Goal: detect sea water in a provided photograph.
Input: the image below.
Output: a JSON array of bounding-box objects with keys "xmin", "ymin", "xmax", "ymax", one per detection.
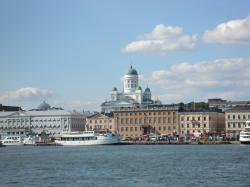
[{"xmin": 0, "ymin": 145, "xmax": 250, "ymax": 187}]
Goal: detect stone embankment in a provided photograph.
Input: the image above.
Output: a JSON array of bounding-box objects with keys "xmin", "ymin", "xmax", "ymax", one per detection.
[{"xmin": 120, "ymin": 140, "xmax": 240, "ymax": 145}]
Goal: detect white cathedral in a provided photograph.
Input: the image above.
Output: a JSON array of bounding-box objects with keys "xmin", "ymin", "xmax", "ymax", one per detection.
[{"xmin": 101, "ymin": 65, "xmax": 161, "ymax": 113}]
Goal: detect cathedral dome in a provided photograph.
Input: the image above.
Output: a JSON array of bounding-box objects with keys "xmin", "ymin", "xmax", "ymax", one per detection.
[
  {"xmin": 37, "ymin": 101, "xmax": 51, "ymax": 110},
  {"xmin": 126, "ymin": 65, "xmax": 138, "ymax": 76}
]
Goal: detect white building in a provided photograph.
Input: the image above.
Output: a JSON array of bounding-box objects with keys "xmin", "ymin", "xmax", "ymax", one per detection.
[
  {"xmin": 225, "ymin": 106, "xmax": 250, "ymax": 138},
  {"xmin": 101, "ymin": 65, "xmax": 160, "ymax": 113},
  {"xmin": 0, "ymin": 101, "xmax": 86, "ymax": 137}
]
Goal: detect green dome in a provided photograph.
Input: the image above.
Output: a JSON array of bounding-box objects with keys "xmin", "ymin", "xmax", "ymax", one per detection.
[
  {"xmin": 37, "ymin": 101, "xmax": 50, "ymax": 110},
  {"xmin": 145, "ymin": 87, "xmax": 151, "ymax": 92},
  {"xmin": 127, "ymin": 65, "xmax": 138, "ymax": 76},
  {"xmin": 112, "ymin": 87, "xmax": 118, "ymax": 91},
  {"xmin": 137, "ymin": 86, "xmax": 142, "ymax": 90}
]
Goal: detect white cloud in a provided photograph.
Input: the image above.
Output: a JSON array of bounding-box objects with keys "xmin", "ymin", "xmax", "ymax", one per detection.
[
  {"xmin": 142, "ymin": 58, "xmax": 250, "ymax": 103},
  {"xmin": 122, "ymin": 24, "xmax": 197, "ymax": 54},
  {"xmin": 69, "ymin": 100, "xmax": 100, "ymax": 111},
  {"xmin": 0, "ymin": 87, "xmax": 52, "ymax": 103},
  {"xmin": 203, "ymin": 13, "xmax": 250, "ymax": 44}
]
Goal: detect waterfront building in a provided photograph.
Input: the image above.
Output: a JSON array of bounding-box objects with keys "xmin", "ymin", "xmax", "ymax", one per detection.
[
  {"xmin": 86, "ymin": 113, "xmax": 116, "ymax": 133},
  {"xmin": 179, "ymin": 111, "xmax": 225, "ymax": 137},
  {"xmin": 208, "ymin": 98, "xmax": 250, "ymax": 111},
  {"xmin": 225, "ymin": 106, "xmax": 250, "ymax": 138},
  {"xmin": 0, "ymin": 101, "xmax": 86, "ymax": 137},
  {"xmin": 113, "ymin": 105, "xmax": 180, "ymax": 139},
  {"xmin": 101, "ymin": 65, "xmax": 161, "ymax": 113}
]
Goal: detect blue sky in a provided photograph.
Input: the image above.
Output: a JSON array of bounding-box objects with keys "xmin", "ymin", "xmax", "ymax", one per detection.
[{"xmin": 0, "ymin": 0, "xmax": 250, "ymax": 111}]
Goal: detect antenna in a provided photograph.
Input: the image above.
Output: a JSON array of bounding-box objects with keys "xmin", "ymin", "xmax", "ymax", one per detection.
[{"xmin": 129, "ymin": 57, "xmax": 133, "ymax": 68}]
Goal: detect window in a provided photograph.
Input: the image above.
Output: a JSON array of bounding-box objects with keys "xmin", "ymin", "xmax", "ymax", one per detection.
[
  {"xmin": 203, "ymin": 117, "xmax": 206, "ymax": 121},
  {"xmin": 121, "ymin": 127, "xmax": 124, "ymax": 132},
  {"xmin": 187, "ymin": 117, "xmax": 189, "ymax": 121},
  {"xmin": 227, "ymin": 115, "xmax": 230, "ymax": 119},
  {"xmin": 233, "ymin": 115, "xmax": 235, "ymax": 119},
  {"xmin": 163, "ymin": 117, "xmax": 166, "ymax": 123},
  {"xmin": 158, "ymin": 118, "xmax": 161, "ymax": 123},
  {"xmin": 130, "ymin": 127, "xmax": 133, "ymax": 131},
  {"xmin": 238, "ymin": 115, "xmax": 240, "ymax": 120},
  {"xmin": 181, "ymin": 117, "xmax": 184, "ymax": 121},
  {"xmin": 159, "ymin": 126, "xmax": 161, "ymax": 131},
  {"xmin": 233, "ymin": 123, "xmax": 235, "ymax": 128},
  {"xmin": 135, "ymin": 127, "xmax": 137, "ymax": 131},
  {"xmin": 204, "ymin": 124, "xmax": 206, "ymax": 128},
  {"xmin": 238, "ymin": 123, "xmax": 241, "ymax": 128},
  {"xmin": 126, "ymin": 127, "xmax": 128, "ymax": 131}
]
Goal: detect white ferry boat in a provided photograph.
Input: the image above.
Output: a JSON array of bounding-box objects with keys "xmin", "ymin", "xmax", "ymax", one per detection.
[
  {"xmin": 240, "ymin": 120, "xmax": 250, "ymax": 144},
  {"xmin": 1, "ymin": 135, "xmax": 24, "ymax": 146},
  {"xmin": 55, "ymin": 131, "xmax": 121, "ymax": 146}
]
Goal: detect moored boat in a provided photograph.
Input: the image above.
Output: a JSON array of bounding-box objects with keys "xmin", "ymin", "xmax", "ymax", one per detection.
[
  {"xmin": 23, "ymin": 134, "xmax": 37, "ymax": 145},
  {"xmin": 55, "ymin": 131, "xmax": 120, "ymax": 146},
  {"xmin": 1, "ymin": 135, "xmax": 24, "ymax": 146},
  {"xmin": 240, "ymin": 120, "xmax": 250, "ymax": 144}
]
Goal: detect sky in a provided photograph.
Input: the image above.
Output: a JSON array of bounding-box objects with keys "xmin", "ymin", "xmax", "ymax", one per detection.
[{"xmin": 0, "ymin": 0, "xmax": 250, "ymax": 111}]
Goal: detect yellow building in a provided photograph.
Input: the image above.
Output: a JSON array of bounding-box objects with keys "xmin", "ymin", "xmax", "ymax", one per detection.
[
  {"xmin": 86, "ymin": 113, "xmax": 116, "ymax": 133},
  {"xmin": 179, "ymin": 111, "xmax": 225, "ymax": 137},
  {"xmin": 113, "ymin": 105, "xmax": 180, "ymax": 138}
]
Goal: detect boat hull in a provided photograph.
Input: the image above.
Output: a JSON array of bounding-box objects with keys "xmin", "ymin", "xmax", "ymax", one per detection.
[
  {"xmin": 240, "ymin": 131, "xmax": 250, "ymax": 144},
  {"xmin": 55, "ymin": 136, "xmax": 120, "ymax": 146}
]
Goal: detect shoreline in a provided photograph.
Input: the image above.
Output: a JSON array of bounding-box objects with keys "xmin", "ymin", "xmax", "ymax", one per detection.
[{"xmin": 120, "ymin": 140, "xmax": 240, "ymax": 145}]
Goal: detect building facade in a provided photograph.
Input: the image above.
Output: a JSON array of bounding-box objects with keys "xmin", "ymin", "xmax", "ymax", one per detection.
[
  {"xmin": 113, "ymin": 105, "xmax": 180, "ymax": 138},
  {"xmin": 101, "ymin": 65, "xmax": 160, "ymax": 113},
  {"xmin": 208, "ymin": 98, "xmax": 250, "ymax": 111},
  {"xmin": 86, "ymin": 113, "xmax": 116, "ymax": 133},
  {"xmin": 225, "ymin": 107, "xmax": 250, "ymax": 138},
  {"xmin": 179, "ymin": 111, "xmax": 225, "ymax": 137},
  {"xmin": 0, "ymin": 102, "xmax": 86, "ymax": 137}
]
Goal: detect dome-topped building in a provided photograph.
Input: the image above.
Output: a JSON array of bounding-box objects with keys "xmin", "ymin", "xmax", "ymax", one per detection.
[
  {"xmin": 101, "ymin": 65, "xmax": 158, "ymax": 113},
  {"xmin": 37, "ymin": 101, "xmax": 51, "ymax": 110},
  {"xmin": 126, "ymin": 65, "xmax": 138, "ymax": 75}
]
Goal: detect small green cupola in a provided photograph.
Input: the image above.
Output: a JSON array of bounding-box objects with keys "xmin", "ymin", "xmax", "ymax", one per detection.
[
  {"xmin": 112, "ymin": 87, "xmax": 118, "ymax": 91},
  {"xmin": 137, "ymin": 86, "xmax": 142, "ymax": 91}
]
